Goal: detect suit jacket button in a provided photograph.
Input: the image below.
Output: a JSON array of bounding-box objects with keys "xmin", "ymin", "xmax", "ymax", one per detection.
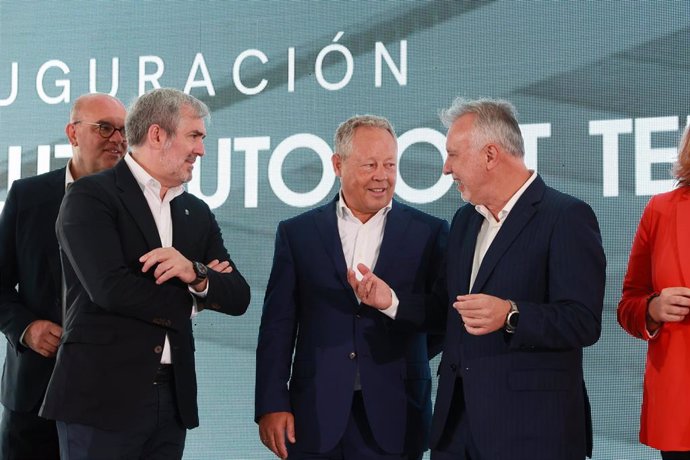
[
  {"xmin": 154, "ymin": 345, "xmax": 163, "ymax": 354},
  {"xmin": 349, "ymin": 352, "xmax": 357, "ymax": 360},
  {"xmin": 450, "ymin": 364, "xmax": 457, "ymax": 372}
]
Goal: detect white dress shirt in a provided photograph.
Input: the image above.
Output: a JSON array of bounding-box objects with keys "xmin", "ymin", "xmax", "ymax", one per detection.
[
  {"xmin": 124, "ymin": 153, "xmax": 206, "ymax": 363},
  {"xmin": 469, "ymin": 171, "xmax": 537, "ymax": 291},
  {"xmin": 65, "ymin": 159, "xmax": 75, "ymax": 187},
  {"xmin": 336, "ymin": 191, "xmax": 399, "ymax": 319}
]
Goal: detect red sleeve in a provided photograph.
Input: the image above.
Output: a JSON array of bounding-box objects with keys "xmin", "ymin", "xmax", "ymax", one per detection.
[{"xmin": 618, "ymin": 196, "xmax": 657, "ymax": 340}]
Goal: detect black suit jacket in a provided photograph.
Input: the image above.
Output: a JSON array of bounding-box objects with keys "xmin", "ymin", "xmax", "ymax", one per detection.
[
  {"xmin": 40, "ymin": 159, "xmax": 250, "ymax": 430},
  {"xmin": 0, "ymin": 168, "xmax": 66, "ymax": 412},
  {"xmin": 430, "ymin": 175, "xmax": 606, "ymax": 460}
]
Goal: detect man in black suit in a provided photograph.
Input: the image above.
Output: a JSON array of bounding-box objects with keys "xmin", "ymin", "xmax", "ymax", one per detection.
[
  {"xmin": 40, "ymin": 88, "xmax": 251, "ymax": 460},
  {"xmin": 0, "ymin": 93, "xmax": 127, "ymax": 459}
]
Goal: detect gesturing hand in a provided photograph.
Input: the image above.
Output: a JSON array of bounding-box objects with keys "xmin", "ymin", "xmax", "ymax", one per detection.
[{"xmin": 346, "ymin": 263, "xmax": 392, "ymax": 310}]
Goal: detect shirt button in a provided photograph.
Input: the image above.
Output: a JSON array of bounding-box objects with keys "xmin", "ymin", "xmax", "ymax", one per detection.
[
  {"xmin": 349, "ymin": 352, "xmax": 357, "ymax": 360},
  {"xmin": 154, "ymin": 345, "xmax": 163, "ymax": 354}
]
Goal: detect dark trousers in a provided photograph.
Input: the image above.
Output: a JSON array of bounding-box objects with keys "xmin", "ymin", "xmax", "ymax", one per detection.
[
  {"xmin": 662, "ymin": 452, "xmax": 690, "ymax": 460},
  {"xmin": 288, "ymin": 391, "xmax": 421, "ymax": 460},
  {"xmin": 57, "ymin": 366, "xmax": 186, "ymax": 460},
  {"xmin": 0, "ymin": 403, "xmax": 60, "ymax": 460}
]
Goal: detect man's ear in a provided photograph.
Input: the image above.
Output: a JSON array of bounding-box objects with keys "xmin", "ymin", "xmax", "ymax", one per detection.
[
  {"xmin": 332, "ymin": 153, "xmax": 343, "ymax": 178},
  {"xmin": 65, "ymin": 122, "xmax": 78, "ymax": 146},
  {"xmin": 485, "ymin": 143, "xmax": 500, "ymax": 170},
  {"xmin": 147, "ymin": 124, "xmax": 165, "ymax": 148}
]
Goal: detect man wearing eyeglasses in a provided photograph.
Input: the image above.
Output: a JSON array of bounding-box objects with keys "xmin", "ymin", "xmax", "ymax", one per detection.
[{"xmin": 0, "ymin": 93, "xmax": 127, "ymax": 459}]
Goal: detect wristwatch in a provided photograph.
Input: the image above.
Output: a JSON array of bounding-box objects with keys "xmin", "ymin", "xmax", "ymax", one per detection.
[
  {"xmin": 505, "ymin": 299, "xmax": 519, "ymax": 334},
  {"xmin": 191, "ymin": 261, "xmax": 208, "ymax": 285}
]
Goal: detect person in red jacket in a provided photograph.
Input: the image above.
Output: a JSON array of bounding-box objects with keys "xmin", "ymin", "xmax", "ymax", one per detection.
[{"xmin": 618, "ymin": 125, "xmax": 690, "ymax": 460}]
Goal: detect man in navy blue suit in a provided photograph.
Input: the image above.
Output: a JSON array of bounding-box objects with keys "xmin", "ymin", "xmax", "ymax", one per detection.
[
  {"xmin": 255, "ymin": 115, "xmax": 448, "ymax": 460},
  {"xmin": 429, "ymin": 98, "xmax": 606, "ymax": 460},
  {"xmin": 0, "ymin": 93, "xmax": 127, "ymax": 460}
]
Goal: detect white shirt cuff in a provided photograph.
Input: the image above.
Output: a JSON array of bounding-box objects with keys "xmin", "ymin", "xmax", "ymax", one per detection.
[
  {"xmin": 188, "ymin": 281, "xmax": 209, "ymax": 318},
  {"xmin": 379, "ymin": 289, "xmax": 399, "ymax": 319}
]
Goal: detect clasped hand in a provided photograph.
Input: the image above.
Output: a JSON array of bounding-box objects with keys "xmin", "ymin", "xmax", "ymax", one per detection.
[
  {"xmin": 453, "ymin": 293, "xmax": 511, "ymax": 335},
  {"xmin": 24, "ymin": 320, "xmax": 62, "ymax": 357},
  {"xmin": 647, "ymin": 286, "xmax": 690, "ymax": 329},
  {"xmin": 139, "ymin": 248, "xmax": 232, "ymax": 290}
]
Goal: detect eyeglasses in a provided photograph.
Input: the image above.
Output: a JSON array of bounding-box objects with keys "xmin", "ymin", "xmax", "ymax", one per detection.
[{"xmin": 73, "ymin": 121, "xmax": 126, "ymax": 140}]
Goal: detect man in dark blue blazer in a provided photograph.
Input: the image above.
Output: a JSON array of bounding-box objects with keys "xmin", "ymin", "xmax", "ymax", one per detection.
[
  {"xmin": 40, "ymin": 88, "xmax": 250, "ymax": 459},
  {"xmin": 0, "ymin": 93, "xmax": 127, "ymax": 459},
  {"xmin": 256, "ymin": 115, "xmax": 448, "ymax": 460},
  {"xmin": 430, "ymin": 98, "xmax": 606, "ymax": 460}
]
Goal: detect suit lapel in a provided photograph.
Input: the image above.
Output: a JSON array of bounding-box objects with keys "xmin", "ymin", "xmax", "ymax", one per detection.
[
  {"xmin": 171, "ymin": 194, "xmax": 191, "ymax": 254},
  {"xmin": 49, "ymin": 168, "xmax": 68, "ymax": 295},
  {"xmin": 471, "ymin": 176, "xmax": 544, "ymax": 293},
  {"xmin": 456, "ymin": 211, "xmax": 482, "ymax": 294},
  {"xmin": 675, "ymin": 189, "xmax": 690, "ymax": 286},
  {"xmin": 373, "ymin": 201, "xmax": 410, "ymax": 281},
  {"xmin": 314, "ymin": 196, "xmax": 357, "ymax": 303},
  {"xmin": 114, "ymin": 160, "xmax": 162, "ymax": 249}
]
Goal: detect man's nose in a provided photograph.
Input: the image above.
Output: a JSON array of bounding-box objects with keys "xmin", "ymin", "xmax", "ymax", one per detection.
[
  {"xmin": 442, "ymin": 159, "xmax": 451, "ymax": 175},
  {"xmin": 194, "ymin": 140, "xmax": 205, "ymax": 157},
  {"xmin": 110, "ymin": 128, "xmax": 126, "ymax": 144},
  {"xmin": 373, "ymin": 165, "xmax": 388, "ymax": 180}
]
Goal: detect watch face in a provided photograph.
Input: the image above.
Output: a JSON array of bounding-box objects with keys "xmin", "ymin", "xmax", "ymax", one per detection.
[
  {"xmin": 508, "ymin": 311, "xmax": 519, "ymax": 328},
  {"xmin": 194, "ymin": 261, "xmax": 208, "ymax": 278}
]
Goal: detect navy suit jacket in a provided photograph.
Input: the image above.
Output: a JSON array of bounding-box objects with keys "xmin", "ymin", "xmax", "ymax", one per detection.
[
  {"xmin": 255, "ymin": 197, "xmax": 448, "ymax": 455},
  {"xmin": 430, "ymin": 176, "xmax": 606, "ymax": 460},
  {"xmin": 0, "ymin": 168, "xmax": 65, "ymax": 412},
  {"xmin": 40, "ymin": 159, "xmax": 250, "ymax": 430}
]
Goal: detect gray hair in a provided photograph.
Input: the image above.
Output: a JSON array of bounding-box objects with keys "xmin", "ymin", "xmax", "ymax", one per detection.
[
  {"xmin": 125, "ymin": 88, "xmax": 210, "ymax": 147},
  {"xmin": 439, "ymin": 97, "xmax": 524, "ymax": 158},
  {"xmin": 334, "ymin": 115, "xmax": 396, "ymax": 159}
]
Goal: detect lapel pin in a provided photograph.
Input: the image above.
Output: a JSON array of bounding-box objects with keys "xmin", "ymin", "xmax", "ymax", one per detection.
[{"xmin": 185, "ymin": 209, "xmax": 189, "ymax": 216}]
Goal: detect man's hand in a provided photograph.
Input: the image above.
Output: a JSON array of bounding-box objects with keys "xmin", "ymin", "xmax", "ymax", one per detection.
[
  {"xmin": 258, "ymin": 411, "xmax": 295, "ymax": 459},
  {"xmin": 24, "ymin": 320, "xmax": 62, "ymax": 357},
  {"xmin": 647, "ymin": 287, "xmax": 690, "ymax": 332},
  {"xmin": 207, "ymin": 259, "xmax": 233, "ymax": 274},
  {"xmin": 453, "ymin": 294, "xmax": 511, "ymax": 335},
  {"xmin": 194, "ymin": 259, "xmax": 233, "ymax": 293},
  {"xmin": 346, "ymin": 263, "xmax": 392, "ymax": 310},
  {"xmin": 139, "ymin": 247, "xmax": 196, "ymax": 285}
]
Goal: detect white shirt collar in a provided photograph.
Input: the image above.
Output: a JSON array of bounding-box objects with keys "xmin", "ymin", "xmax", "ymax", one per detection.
[
  {"xmin": 65, "ymin": 159, "xmax": 75, "ymax": 190},
  {"xmin": 124, "ymin": 153, "xmax": 185, "ymax": 200},
  {"xmin": 475, "ymin": 170, "xmax": 538, "ymax": 223}
]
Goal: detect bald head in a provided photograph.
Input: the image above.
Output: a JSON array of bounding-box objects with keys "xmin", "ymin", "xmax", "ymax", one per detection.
[
  {"xmin": 66, "ymin": 93, "xmax": 127, "ymax": 180},
  {"xmin": 70, "ymin": 93, "xmax": 125, "ymax": 123}
]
